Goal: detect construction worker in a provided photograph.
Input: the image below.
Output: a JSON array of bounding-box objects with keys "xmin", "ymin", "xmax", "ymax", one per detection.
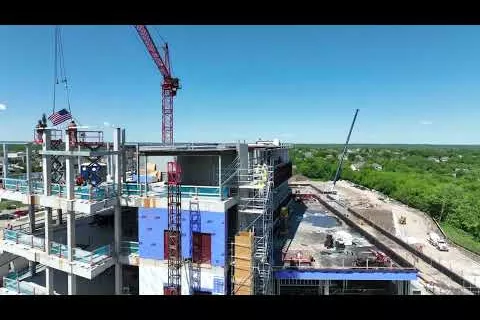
[
  {"xmin": 67, "ymin": 120, "xmax": 78, "ymax": 146},
  {"xmin": 75, "ymin": 175, "xmax": 85, "ymax": 186},
  {"xmin": 35, "ymin": 120, "xmax": 45, "ymax": 143}
]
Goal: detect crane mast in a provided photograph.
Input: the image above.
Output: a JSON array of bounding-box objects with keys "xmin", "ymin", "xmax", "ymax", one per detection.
[
  {"xmin": 134, "ymin": 25, "xmax": 180, "ymax": 145},
  {"xmin": 135, "ymin": 25, "xmax": 183, "ymax": 295}
]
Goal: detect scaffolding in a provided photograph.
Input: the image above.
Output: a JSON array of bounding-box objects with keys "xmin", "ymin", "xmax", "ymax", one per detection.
[
  {"xmin": 79, "ymin": 131, "xmax": 106, "ymax": 187},
  {"xmin": 165, "ymin": 161, "xmax": 182, "ymax": 295},
  {"xmin": 48, "ymin": 130, "xmax": 65, "ymax": 184},
  {"xmin": 189, "ymin": 199, "xmax": 201, "ymax": 294},
  {"xmin": 234, "ymin": 151, "xmax": 275, "ymax": 295}
]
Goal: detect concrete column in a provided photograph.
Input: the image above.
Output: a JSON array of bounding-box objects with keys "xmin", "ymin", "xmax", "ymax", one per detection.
[
  {"xmin": 45, "ymin": 267, "xmax": 54, "ymax": 295},
  {"xmin": 26, "ymin": 144, "xmax": 37, "ymax": 276},
  {"xmin": 114, "ymin": 128, "xmax": 123, "ymax": 294},
  {"xmin": 121, "ymin": 129, "xmax": 126, "ymax": 183},
  {"xmin": 2, "ymin": 144, "xmax": 7, "ymax": 180},
  {"xmin": 65, "ymin": 132, "xmax": 75, "ymax": 201},
  {"xmin": 45, "ymin": 208, "xmax": 54, "ymax": 294},
  {"xmin": 136, "ymin": 143, "xmax": 140, "ymax": 177},
  {"xmin": 26, "ymin": 144, "xmax": 35, "ymax": 234},
  {"xmin": 218, "ymin": 155, "xmax": 222, "ymax": 194},
  {"xmin": 56, "ymin": 209, "xmax": 63, "ymax": 225},
  {"xmin": 324, "ymin": 280, "xmax": 330, "ymax": 295},
  {"xmin": 77, "ymin": 145, "xmax": 82, "ymax": 174},
  {"xmin": 44, "ymin": 208, "xmax": 53, "ymax": 253},
  {"xmin": 67, "ymin": 210, "xmax": 76, "ymax": 295},
  {"xmin": 65, "ymin": 131, "xmax": 76, "ymax": 295},
  {"xmin": 114, "ymin": 205, "xmax": 123, "ymax": 295},
  {"xmin": 25, "ymin": 144, "xmax": 32, "ymax": 193},
  {"xmin": 144, "ymin": 154, "xmax": 148, "ymax": 196}
]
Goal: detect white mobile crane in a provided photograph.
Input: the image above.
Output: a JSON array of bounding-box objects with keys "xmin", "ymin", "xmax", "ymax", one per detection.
[{"xmin": 326, "ymin": 108, "xmax": 359, "ymax": 195}]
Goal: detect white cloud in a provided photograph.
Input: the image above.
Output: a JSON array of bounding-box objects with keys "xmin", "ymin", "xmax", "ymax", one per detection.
[
  {"xmin": 0, "ymin": 103, "xmax": 6, "ymax": 111},
  {"xmin": 420, "ymin": 120, "xmax": 433, "ymax": 125}
]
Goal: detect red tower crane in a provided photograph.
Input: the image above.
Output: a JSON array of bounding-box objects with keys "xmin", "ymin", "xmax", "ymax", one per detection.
[{"xmin": 134, "ymin": 25, "xmax": 180, "ymax": 145}]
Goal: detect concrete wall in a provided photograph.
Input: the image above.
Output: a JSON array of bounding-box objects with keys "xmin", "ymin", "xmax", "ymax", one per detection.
[
  {"xmin": 177, "ymin": 155, "xmax": 219, "ymax": 186},
  {"xmin": 139, "ymin": 258, "xmax": 225, "ymax": 295},
  {"xmin": 138, "ymin": 208, "xmax": 226, "ymax": 267}
]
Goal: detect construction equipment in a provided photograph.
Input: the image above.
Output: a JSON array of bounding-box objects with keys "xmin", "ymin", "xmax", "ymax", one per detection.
[
  {"xmin": 354, "ymin": 249, "xmax": 391, "ymax": 267},
  {"xmin": 134, "ymin": 25, "xmax": 180, "ymax": 145},
  {"xmin": 165, "ymin": 161, "xmax": 182, "ymax": 295},
  {"xmin": 329, "ymin": 108, "xmax": 360, "ymax": 192}
]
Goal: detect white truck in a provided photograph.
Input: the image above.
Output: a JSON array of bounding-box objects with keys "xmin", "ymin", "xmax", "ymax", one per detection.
[{"xmin": 427, "ymin": 232, "xmax": 449, "ymax": 251}]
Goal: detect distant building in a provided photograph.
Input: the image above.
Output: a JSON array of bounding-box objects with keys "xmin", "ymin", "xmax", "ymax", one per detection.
[
  {"xmin": 350, "ymin": 162, "xmax": 365, "ymax": 171},
  {"xmin": 372, "ymin": 163, "xmax": 383, "ymax": 171},
  {"xmin": 440, "ymin": 156, "xmax": 449, "ymax": 162}
]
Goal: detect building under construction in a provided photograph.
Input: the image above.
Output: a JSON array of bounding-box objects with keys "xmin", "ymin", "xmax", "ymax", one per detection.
[
  {"xmin": 0, "ymin": 25, "xmax": 420, "ymax": 295},
  {"xmin": 0, "ymin": 127, "xmax": 293, "ymax": 295}
]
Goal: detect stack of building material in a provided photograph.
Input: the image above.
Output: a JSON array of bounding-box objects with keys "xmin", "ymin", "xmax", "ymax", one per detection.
[
  {"xmin": 233, "ymin": 231, "xmax": 253, "ymax": 295},
  {"xmin": 134, "ymin": 162, "xmax": 160, "ymax": 183}
]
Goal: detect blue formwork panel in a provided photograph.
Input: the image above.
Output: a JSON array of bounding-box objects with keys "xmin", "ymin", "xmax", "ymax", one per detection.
[
  {"xmin": 138, "ymin": 208, "xmax": 168, "ymax": 260},
  {"xmin": 138, "ymin": 207, "xmax": 226, "ymax": 267}
]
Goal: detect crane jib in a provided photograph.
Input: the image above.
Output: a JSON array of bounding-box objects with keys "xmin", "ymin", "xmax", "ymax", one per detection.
[{"xmin": 134, "ymin": 25, "xmax": 171, "ymax": 78}]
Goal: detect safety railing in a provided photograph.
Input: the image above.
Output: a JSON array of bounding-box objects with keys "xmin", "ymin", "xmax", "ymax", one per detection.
[
  {"xmin": 1, "ymin": 177, "xmax": 118, "ymax": 202},
  {"xmin": 76, "ymin": 130, "xmax": 104, "ymax": 148},
  {"xmin": 2, "ymin": 277, "xmax": 47, "ymax": 295},
  {"xmin": 122, "ymin": 183, "xmax": 226, "ymax": 199},
  {"xmin": 73, "ymin": 244, "xmax": 112, "ymax": 266},
  {"xmin": 2, "ymin": 177, "xmax": 232, "ymax": 201},
  {"xmin": 120, "ymin": 241, "xmax": 139, "ymax": 255},
  {"xmin": 32, "ymin": 128, "xmax": 63, "ymax": 145},
  {"xmin": 3, "ymin": 229, "xmax": 112, "ymax": 267},
  {"xmin": 3, "ymin": 229, "xmax": 45, "ymax": 250},
  {"xmin": 1, "ymin": 178, "xmax": 29, "ymax": 193}
]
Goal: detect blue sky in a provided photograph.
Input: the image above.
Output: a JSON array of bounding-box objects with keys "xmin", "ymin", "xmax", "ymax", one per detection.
[{"xmin": 1, "ymin": 25, "xmax": 480, "ymax": 144}]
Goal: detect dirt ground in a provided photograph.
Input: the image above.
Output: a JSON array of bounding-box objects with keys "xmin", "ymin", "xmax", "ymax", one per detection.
[{"xmin": 310, "ymin": 180, "xmax": 480, "ymax": 289}]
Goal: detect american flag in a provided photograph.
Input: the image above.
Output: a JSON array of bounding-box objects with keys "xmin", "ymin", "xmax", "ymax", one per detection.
[{"xmin": 48, "ymin": 108, "xmax": 72, "ymax": 126}]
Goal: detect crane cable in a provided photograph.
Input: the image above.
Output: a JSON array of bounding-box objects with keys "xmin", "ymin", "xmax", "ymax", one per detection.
[
  {"xmin": 153, "ymin": 26, "xmax": 173, "ymax": 75},
  {"xmin": 52, "ymin": 26, "xmax": 78, "ymax": 124}
]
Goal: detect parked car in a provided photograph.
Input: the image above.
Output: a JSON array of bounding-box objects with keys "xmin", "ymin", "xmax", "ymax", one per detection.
[
  {"xmin": 427, "ymin": 232, "xmax": 449, "ymax": 251},
  {"xmin": 13, "ymin": 210, "xmax": 28, "ymax": 218},
  {"xmin": 0, "ymin": 212, "xmax": 15, "ymax": 220}
]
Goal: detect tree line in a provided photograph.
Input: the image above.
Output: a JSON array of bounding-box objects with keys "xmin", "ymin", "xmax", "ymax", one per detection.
[{"xmin": 292, "ymin": 147, "xmax": 480, "ymax": 241}]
